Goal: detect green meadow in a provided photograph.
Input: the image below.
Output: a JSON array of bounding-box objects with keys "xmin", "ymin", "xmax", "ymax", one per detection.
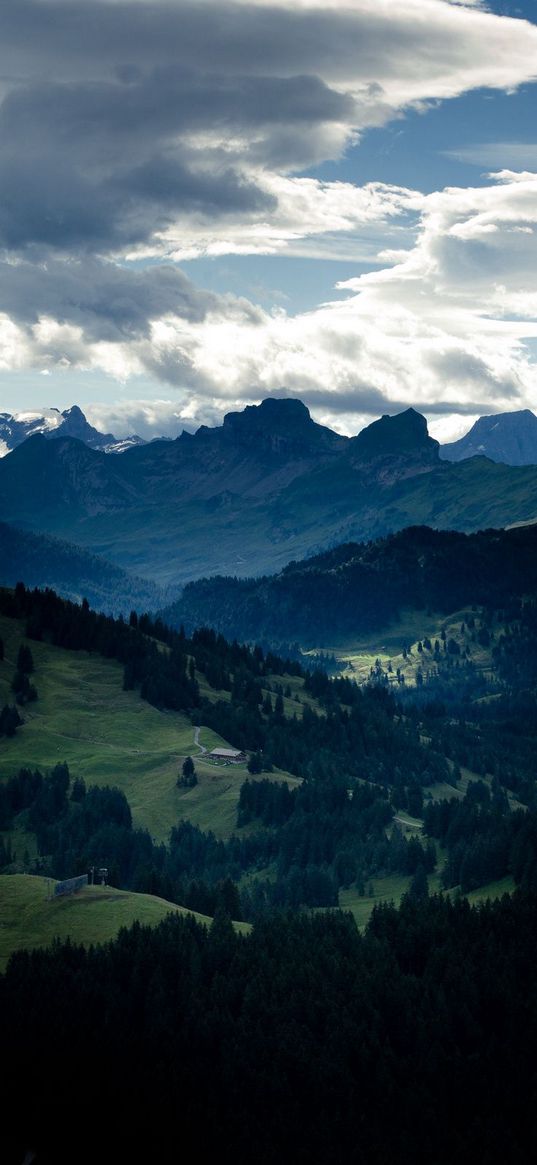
[{"xmin": 0, "ymin": 615, "xmax": 299, "ymax": 842}]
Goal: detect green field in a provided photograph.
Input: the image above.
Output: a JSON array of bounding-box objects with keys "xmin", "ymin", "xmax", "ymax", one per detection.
[
  {"xmin": 0, "ymin": 616, "xmax": 300, "ymax": 842},
  {"xmin": 0, "ymin": 873, "xmax": 219, "ymax": 971}
]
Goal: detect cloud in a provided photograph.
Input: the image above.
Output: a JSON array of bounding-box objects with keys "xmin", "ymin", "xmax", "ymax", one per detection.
[
  {"xmin": 0, "ymin": 0, "xmax": 536, "ymax": 260},
  {"xmin": 3, "ymin": 171, "xmax": 537, "ymax": 437},
  {"xmin": 0, "ymin": 259, "xmax": 227, "ymax": 340},
  {"xmin": 84, "ymin": 398, "xmax": 206, "ymax": 440},
  {"xmin": 0, "ymin": 0, "xmax": 537, "ymax": 435},
  {"xmin": 443, "ymin": 143, "xmax": 537, "ymax": 170},
  {"xmin": 121, "ymin": 171, "xmax": 537, "ymax": 432}
]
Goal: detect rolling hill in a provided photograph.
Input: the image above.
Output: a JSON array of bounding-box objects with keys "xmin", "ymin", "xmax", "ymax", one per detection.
[{"xmin": 0, "ymin": 609, "xmax": 301, "ymax": 841}]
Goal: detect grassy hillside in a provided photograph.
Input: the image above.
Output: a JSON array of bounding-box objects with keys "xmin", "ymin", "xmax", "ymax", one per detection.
[
  {"xmin": 0, "ymin": 873, "xmax": 219, "ymax": 971},
  {"xmin": 0, "ymin": 615, "xmax": 299, "ymax": 841},
  {"xmin": 340, "ymin": 872, "xmax": 515, "ymax": 930}
]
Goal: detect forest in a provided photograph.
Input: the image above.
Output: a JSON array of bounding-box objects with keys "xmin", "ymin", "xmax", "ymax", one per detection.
[{"xmin": 4, "ymin": 890, "xmax": 537, "ymax": 1164}]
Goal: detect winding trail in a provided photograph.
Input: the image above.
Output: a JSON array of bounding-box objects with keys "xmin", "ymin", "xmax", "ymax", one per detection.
[{"xmin": 194, "ymin": 726, "xmax": 207, "ymax": 754}]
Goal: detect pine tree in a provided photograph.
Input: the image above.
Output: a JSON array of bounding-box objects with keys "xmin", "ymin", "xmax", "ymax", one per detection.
[
  {"xmin": 17, "ymin": 644, "xmax": 34, "ymax": 674},
  {"xmin": 178, "ymin": 756, "xmax": 197, "ymax": 788}
]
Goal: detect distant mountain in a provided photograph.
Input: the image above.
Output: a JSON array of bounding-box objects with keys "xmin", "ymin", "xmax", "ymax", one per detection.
[
  {"xmin": 441, "ymin": 410, "xmax": 537, "ymax": 465},
  {"xmin": 0, "ymin": 521, "xmax": 165, "ymax": 615},
  {"xmin": 0, "ymin": 404, "xmax": 145, "ymax": 456},
  {"xmin": 3, "ymin": 397, "xmax": 537, "ymax": 589},
  {"xmin": 161, "ymin": 524, "xmax": 537, "ymax": 646}
]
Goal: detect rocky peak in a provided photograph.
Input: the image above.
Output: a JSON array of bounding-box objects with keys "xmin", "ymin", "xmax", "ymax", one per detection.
[
  {"xmin": 441, "ymin": 409, "xmax": 537, "ymax": 466},
  {"xmin": 221, "ymin": 397, "xmax": 346, "ymax": 457},
  {"xmin": 350, "ymin": 408, "xmax": 439, "ymax": 464}
]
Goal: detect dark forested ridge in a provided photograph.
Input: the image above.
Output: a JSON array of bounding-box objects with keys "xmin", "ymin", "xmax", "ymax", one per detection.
[
  {"xmin": 161, "ymin": 523, "xmax": 537, "ymax": 645},
  {"xmin": 4, "ymin": 893, "xmax": 537, "ymax": 1164}
]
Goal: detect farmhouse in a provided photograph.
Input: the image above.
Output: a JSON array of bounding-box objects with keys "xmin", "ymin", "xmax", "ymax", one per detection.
[{"xmin": 209, "ymin": 748, "xmax": 247, "ymax": 765}]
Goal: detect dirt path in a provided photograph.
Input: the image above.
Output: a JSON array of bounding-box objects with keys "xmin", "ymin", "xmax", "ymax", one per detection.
[{"xmin": 194, "ymin": 726, "xmax": 207, "ymax": 754}]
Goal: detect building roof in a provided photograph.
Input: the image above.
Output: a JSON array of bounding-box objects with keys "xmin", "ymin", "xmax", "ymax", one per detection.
[{"xmin": 210, "ymin": 748, "xmax": 244, "ymax": 758}]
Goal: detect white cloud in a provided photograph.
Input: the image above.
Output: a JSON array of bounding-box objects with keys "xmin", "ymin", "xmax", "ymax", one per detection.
[
  {"xmin": 0, "ymin": 0, "xmax": 537, "ymax": 435},
  {"xmin": 443, "ymin": 143, "xmax": 537, "ymax": 169},
  {"xmin": 4, "ymin": 171, "xmax": 537, "ymax": 437}
]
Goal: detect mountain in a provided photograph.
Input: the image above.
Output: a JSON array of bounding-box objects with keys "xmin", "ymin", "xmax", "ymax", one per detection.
[
  {"xmin": 3, "ymin": 397, "xmax": 537, "ymax": 589},
  {"xmin": 0, "ymin": 520, "xmax": 166, "ymax": 614},
  {"xmin": 0, "ymin": 403, "xmax": 145, "ymax": 456},
  {"xmin": 161, "ymin": 524, "xmax": 537, "ymax": 646},
  {"xmin": 441, "ymin": 409, "xmax": 537, "ymax": 465}
]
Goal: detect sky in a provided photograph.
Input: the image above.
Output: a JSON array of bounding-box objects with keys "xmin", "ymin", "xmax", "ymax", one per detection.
[{"xmin": 0, "ymin": 0, "xmax": 536, "ymax": 443}]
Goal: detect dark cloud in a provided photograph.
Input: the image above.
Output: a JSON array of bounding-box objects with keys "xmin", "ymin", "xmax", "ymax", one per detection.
[
  {"xmin": 3, "ymin": 0, "xmax": 529, "ymax": 258},
  {"xmin": 0, "ymin": 61, "xmax": 356, "ymax": 252},
  {"xmin": 264, "ymin": 386, "xmax": 497, "ymax": 417},
  {"xmin": 2, "ymin": 0, "xmax": 527, "ymax": 91},
  {"xmin": 0, "ymin": 258, "xmax": 236, "ymax": 341},
  {"xmin": 0, "ymin": 2, "xmax": 433, "ymax": 85}
]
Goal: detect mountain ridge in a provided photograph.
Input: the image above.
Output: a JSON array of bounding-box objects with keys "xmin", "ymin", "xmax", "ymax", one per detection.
[
  {"xmin": 3, "ymin": 398, "xmax": 537, "ymax": 588},
  {"xmin": 0, "ymin": 519, "xmax": 166, "ymax": 614}
]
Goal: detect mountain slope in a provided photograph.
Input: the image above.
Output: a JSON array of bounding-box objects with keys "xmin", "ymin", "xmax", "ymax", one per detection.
[
  {"xmin": 3, "ymin": 398, "xmax": 537, "ymax": 588},
  {"xmin": 441, "ymin": 409, "xmax": 537, "ymax": 465},
  {"xmin": 0, "ymin": 520, "xmax": 165, "ymax": 614},
  {"xmin": 161, "ymin": 524, "xmax": 537, "ymax": 646}
]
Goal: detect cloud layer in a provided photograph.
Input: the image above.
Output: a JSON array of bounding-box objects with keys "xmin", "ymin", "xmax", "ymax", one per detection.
[{"xmin": 0, "ymin": 0, "xmax": 537, "ymax": 435}]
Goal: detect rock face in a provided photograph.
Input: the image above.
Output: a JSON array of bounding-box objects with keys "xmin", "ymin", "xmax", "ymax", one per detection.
[
  {"xmin": 441, "ymin": 410, "xmax": 537, "ymax": 466},
  {"xmin": 0, "ymin": 404, "xmax": 145, "ymax": 456},
  {"xmin": 2, "ymin": 396, "xmax": 537, "ymax": 589}
]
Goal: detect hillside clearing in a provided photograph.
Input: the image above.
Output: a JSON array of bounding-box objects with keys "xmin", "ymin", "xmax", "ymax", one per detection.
[
  {"xmin": 0, "ymin": 615, "xmax": 299, "ymax": 841},
  {"xmin": 0, "ymin": 874, "xmax": 224, "ymax": 971}
]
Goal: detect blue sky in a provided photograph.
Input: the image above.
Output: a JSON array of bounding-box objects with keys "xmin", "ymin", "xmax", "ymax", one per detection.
[{"xmin": 0, "ymin": 0, "xmax": 536, "ymax": 444}]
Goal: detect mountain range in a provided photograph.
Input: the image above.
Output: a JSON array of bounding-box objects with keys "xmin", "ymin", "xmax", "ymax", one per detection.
[
  {"xmin": 3, "ymin": 397, "xmax": 537, "ymax": 590},
  {"xmin": 441, "ymin": 409, "xmax": 537, "ymax": 465},
  {"xmin": 0, "ymin": 404, "xmax": 145, "ymax": 457}
]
